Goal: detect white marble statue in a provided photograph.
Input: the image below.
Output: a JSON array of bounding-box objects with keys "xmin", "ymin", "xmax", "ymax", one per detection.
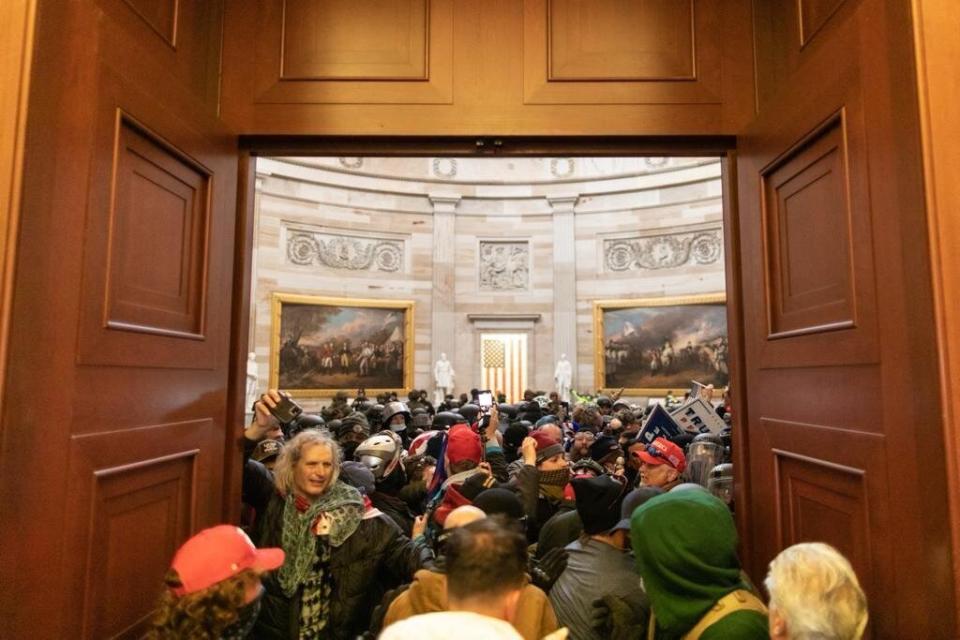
[
  {"xmin": 554, "ymin": 353, "xmax": 573, "ymax": 404},
  {"xmin": 434, "ymin": 353, "xmax": 455, "ymax": 405},
  {"xmin": 246, "ymin": 352, "xmax": 258, "ymax": 411}
]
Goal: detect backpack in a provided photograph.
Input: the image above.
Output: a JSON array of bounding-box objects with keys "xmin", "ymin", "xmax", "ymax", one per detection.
[{"xmin": 646, "ymin": 589, "xmax": 768, "ymax": 640}]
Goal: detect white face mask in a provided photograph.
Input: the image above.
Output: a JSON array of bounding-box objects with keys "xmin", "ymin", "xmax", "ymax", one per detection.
[{"xmin": 390, "ymin": 422, "xmax": 405, "ymax": 432}]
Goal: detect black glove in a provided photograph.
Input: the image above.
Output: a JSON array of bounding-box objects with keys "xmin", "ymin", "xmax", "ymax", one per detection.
[
  {"xmin": 529, "ymin": 547, "xmax": 568, "ymax": 592},
  {"xmin": 591, "ymin": 594, "xmax": 648, "ymax": 640}
]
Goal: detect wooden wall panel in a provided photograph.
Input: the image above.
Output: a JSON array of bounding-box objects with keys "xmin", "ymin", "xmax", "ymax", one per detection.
[
  {"xmin": 912, "ymin": 1, "xmax": 960, "ymax": 624},
  {"xmin": 220, "ymin": 0, "xmax": 755, "ymax": 135},
  {"xmin": 94, "ymin": 0, "xmax": 223, "ymax": 111},
  {"xmin": 223, "ymin": 0, "xmax": 452, "ymax": 109},
  {"xmin": 738, "ymin": 0, "xmax": 954, "ymax": 636},
  {"xmin": 0, "ymin": 0, "xmax": 238, "ymax": 637},
  {"xmin": 281, "ymin": 0, "xmax": 428, "ymax": 80},
  {"xmin": 547, "ymin": 0, "xmax": 694, "ymax": 80}
]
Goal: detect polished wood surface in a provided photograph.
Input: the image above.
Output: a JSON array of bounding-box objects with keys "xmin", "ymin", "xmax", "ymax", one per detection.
[
  {"xmin": 220, "ymin": 0, "xmax": 755, "ymax": 135},
  {"xmin": 911, "ymin": 0, "xmax": 960, "ymax": 625},
  {"xmin": 0, "ymin": 1, "xmax": 238, "ymax": 637},
  {"xmin": 737, "ymin": 0, "xmax": 954, "ymax": 636}
]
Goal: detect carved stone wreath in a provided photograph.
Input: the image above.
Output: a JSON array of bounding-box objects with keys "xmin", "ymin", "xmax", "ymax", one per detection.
[
  {"xmin": 604, "ymin": 229, "xmax": 722, "ymax": 271},
  {"xmin": 432, "ymin": 158, "xmax": 458, "ymax": 178},
  {"xmin": 286, "ymin": 230, "xmax": 403, "ymax": 272},
  {"xmin": 338, "ymin": 157, "xmax": 363, "ymax": 169},
  {"xmin": 550, "ymin": 158, "xmax": 575, "ymax": 178}
]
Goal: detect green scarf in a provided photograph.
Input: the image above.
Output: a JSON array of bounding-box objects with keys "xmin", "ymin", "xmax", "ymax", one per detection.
[
  {"xmin": 630, "ymin": 490, "xmax": 748, "ymax": 639},
  {"xmin": 278, "ymin": 480, "xmax": 363, "ymax": 597}
]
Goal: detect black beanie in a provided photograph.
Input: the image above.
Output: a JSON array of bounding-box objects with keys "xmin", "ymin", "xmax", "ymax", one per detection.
[
  {"xmin": 472, "ymin": 488, "xmax": 525, "ymax": 521},
  {"xmin": 572, "ymin": 475, "xmax": 627, "ymax": 535}
]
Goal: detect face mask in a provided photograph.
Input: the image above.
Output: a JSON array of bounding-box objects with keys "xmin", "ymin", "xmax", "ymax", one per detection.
[
  {"xmin": 220, "ymin": 586, "xmax": 263, "ymax": 639},
  {"xmin": 538, "ymin": 467, "xmax": 571, "ymax": 486},
  {"xmin": 389, "ymin": 422, "xmax": 405, "ymax": 433}
]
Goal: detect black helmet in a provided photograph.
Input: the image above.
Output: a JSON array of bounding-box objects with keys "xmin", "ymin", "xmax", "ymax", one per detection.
[
  {"xmin": 286, "ymin": 413, "xmax": 325, "ymax": 437},
  {"xmin": 596, "ymin": 395, "xmax": 613, "ymax": 409},
  {"xmin": 458, "ymin": 403, "xmax": 480, "ymax": 424},
  {"xmin": 498, "ymin": 403, "xmax": 519, "ymax": 419},
  {"xmin": 432, "ymin": 411, "xmax": 463, "ymax": 430}
]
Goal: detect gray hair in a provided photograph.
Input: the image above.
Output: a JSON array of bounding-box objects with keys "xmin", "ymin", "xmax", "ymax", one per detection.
[
  {"xmin": 765, "ymin": 542, "xmax": 868, "ymax": 640},
  {"xmin": 272, "ymin": 429, "xmax": 341, "ymax": 496}
]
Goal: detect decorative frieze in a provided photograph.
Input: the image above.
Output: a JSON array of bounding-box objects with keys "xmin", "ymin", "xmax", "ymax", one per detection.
[
  {"xmin": 479, "ymin": 241, "xmax": 530, "ymax": 291},
  {"xmin": 604, "ymin": 229, "xmax": 723, "ymax": 272},
  {"xmin": 285, "ymin": 227, "xmax": 404, "ymax": 273},
  {"xmin": 550, "ymin": 158, "xmax": 576, "ymax": 178}
]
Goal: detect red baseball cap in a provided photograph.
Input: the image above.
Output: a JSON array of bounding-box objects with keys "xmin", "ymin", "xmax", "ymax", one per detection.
[
  {"xmin": 635, "ymin": 437, "xmax": 686, "ymax": 473},
  {"xmin": 170, "ymin": 525, "xmax": 285, "ymax": 596},
  {"xmin": 446, "ymin": 424, "xmax": 482, "ymax": 465}
]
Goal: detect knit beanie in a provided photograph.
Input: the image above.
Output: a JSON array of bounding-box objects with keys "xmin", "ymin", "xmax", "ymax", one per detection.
[
  {"xmin": 588, "ymin": 435, "xmax": 621, "ymax": 463},
  {"xmin": 472, "ymin": 488, "xmax": 525, "ymax": 522},
  {"xmin": 336, "ymin": 412, "xmax": 370, "ymax": 440},
  {"xmin": 530, "ymin": 430, "xmax": 564, "ymax": 464}
]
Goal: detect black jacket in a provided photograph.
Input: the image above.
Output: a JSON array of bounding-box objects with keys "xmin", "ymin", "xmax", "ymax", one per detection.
[
  {"xmin": 253, "ymin": 495, "xmax": 431, "ymax": 640},
  {"xmin": 241, "ymin": 436, "xmax": 433, "ymax": 639}
]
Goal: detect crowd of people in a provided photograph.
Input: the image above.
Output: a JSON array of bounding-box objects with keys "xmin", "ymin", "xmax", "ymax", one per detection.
[{"xmin": 148, "ymin": 386, "xmax": 869, "ymax": 639}]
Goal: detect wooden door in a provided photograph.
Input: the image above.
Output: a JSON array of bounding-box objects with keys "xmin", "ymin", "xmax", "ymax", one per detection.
[
  {"xmin": 736, "ymin": 0, "xmax": 954, "ymax": 636},
  {"xmin": 0, "ymin": 1, "xmax": 240, "ymax": 637}
]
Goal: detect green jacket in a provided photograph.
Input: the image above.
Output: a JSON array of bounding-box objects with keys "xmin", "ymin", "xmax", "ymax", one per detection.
[{"xmin": 630, "ymin": 491, "xmax": 768, "ymax": 640}]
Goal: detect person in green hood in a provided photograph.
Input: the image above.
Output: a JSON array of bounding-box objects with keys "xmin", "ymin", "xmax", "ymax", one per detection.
[{"xmin": 630, "ymin": 490, "xmax": 768, "ymax": 640}]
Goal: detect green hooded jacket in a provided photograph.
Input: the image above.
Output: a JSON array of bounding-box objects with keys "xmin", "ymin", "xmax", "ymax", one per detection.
[{"xmin": 630, "ymin": 490, "xmax": 768, "ymax": 640}]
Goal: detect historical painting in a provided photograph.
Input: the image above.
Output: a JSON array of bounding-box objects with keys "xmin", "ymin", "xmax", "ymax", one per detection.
[
  {"xmin": 270, "ymin": 294, "xmax": 414, "ymax": 397},
  {"xmin": 593, "ymin": 294, "xmax": 728, "ymax": 395}
]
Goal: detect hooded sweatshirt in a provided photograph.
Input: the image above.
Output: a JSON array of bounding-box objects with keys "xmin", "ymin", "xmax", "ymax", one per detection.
[
  {"xmin": 383, "ymin": 569, "xmax": 559, "ymax": 640},
  {"xmin": 630, "ymin": 491, "xmax": 767, "ymax": 640}
]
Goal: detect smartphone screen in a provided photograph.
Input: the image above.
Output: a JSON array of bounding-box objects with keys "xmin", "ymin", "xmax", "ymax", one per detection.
[{"xmin": 478, "ymin": 390, "xmax": 493, "ymax": 409}]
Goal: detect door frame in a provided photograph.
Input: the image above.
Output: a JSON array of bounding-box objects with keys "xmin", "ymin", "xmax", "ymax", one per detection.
[{"xmin": 232, "ymin": 135, "xmax": 754, "ymax": 572}]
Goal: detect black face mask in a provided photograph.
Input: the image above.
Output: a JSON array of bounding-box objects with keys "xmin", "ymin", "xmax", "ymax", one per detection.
[{"xmin": 220, "ymin": 587, "xmax": 264, "ymax": 639}]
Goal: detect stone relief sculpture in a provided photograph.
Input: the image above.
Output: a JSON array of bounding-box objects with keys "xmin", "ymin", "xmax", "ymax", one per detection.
[
  {"xmin": 286, "ymin": 228, "xmax": 404, "ymax": 273},
  {"xmin": 604, "ymin": 229, "xmax": 722, "ymax": 272},
  {"xmin": 478, "ymin": 241, "xmax": 530, "ymax": 291}
]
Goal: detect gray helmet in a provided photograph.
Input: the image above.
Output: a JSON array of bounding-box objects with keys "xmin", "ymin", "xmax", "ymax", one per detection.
[
  {"xmin": 685, "ymin": 433, "xmax": 724, "ymax": 487},
  {"xmin": 382, "ymin": 401, "xmax": 411, "ymax": 432},
  {"xmin": 354, "ymin": 430, "xmax": 403, "ymax": 480},
  {"xmin": 707, "ymin": 463, "xmax": 734, "ymax": 506}
]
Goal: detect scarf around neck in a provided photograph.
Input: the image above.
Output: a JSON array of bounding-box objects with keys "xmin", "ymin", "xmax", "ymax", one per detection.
[{"xmin": 278, "ymin": 480, "xmax": 363, "ymax": 597}]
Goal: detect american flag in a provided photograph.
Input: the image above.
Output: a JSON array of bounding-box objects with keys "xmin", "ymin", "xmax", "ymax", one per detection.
[{"xmin": 481, "ymin": 334, "xmax": 527, "ymax": 403}]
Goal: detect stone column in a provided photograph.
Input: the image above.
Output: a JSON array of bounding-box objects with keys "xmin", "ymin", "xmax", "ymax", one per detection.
[
  {"xmin": 429, "ymin": 194, "xmax": 460, "ymax": 397},
  {"xmin": 548, "ymin": 195, "xmax": 579, "ymax": 392}
]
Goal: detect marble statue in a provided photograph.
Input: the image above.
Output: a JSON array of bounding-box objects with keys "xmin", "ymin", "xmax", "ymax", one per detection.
[
  {"xmin": 434, "ymin": 353, "xmax": 455, "ymax": 405},
  {"xmin": 246, "ymin": 352, "xmax": 258, "ymax": 411},
  {"xmin": 554, "ymin": 353, "xmax": 573, "ymax": 404}
]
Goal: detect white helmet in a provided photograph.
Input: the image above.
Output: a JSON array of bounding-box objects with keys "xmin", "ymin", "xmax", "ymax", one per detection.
[{"xmin": 354, "ymin": 430, "xmax": 403, "ymax": 480}]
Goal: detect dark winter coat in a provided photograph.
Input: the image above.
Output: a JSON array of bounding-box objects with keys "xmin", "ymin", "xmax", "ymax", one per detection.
[
  {"xmin": 251, "ymin": 492, "xmax": 432, "ymax": 639},
  {"xmin": 241, "ymin": 436, "xmax": 433, "ymax": 639}
]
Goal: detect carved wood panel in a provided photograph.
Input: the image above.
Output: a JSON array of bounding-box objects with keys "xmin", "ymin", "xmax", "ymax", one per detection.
[
  {"xmin": 799, "ymin": 0, "xmax": 847, "ymax": 47},
  {"xmin": 525, "ymin": 0, "xmax": 719, "ymax": 105},
  {"xmin": 106, "ymin": 116, "xmax": 210, "ymax": 338},
  {"xmin": 222, "ymin": 0, "xmax": 453, "ymax": 107},
  {"xmin": 763, "ymin": 114, "xmax": 853, "ymax": 338},
  {"xmin": 547, "ymin": 0, "xmax": 695, "ymax": 81},
  {"xmin": 95, "ymin": 0, "xmax": 223, "ymax": 110},
  {"xmin": 281, "ymin": 0, "xmax": 428, "ymax": 80}
]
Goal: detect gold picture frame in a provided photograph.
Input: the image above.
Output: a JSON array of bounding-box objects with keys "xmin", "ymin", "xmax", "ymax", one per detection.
[
  {"xmin": 270, "ymin": 293, "xmax": 415, "ymax": 397},
  {"xmin": 593, "ymin": 293, "xmax": 728, "ymax": 396}
]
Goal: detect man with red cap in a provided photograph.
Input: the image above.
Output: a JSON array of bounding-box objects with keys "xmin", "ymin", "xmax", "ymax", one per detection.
[
  {"xmin": 149, "ymin": 525, "xmax": 285, "ymax": 638},
  {"xmin": 634, "ymin": 437, "xmax": 686, "ymax": 491}
]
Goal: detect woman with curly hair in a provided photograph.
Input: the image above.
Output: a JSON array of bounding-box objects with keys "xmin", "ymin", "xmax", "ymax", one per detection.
[{"xmin": 148, "ymin": 524, "xmax": 285, "ymax": 639}]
